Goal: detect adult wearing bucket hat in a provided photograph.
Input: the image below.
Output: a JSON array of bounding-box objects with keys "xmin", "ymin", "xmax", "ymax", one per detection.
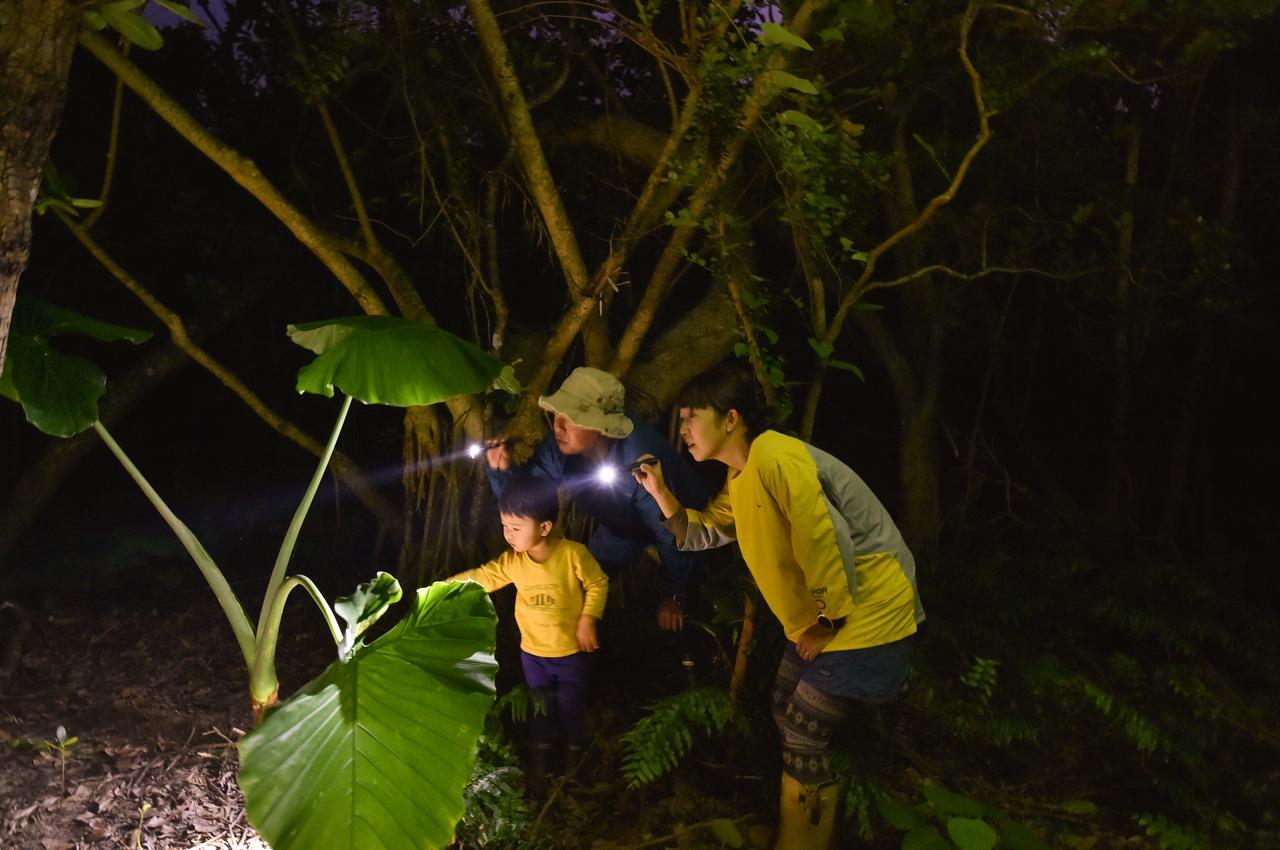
[{"xmin": 486, "ymin": 367, "xmax": 710, "ymax": 632}]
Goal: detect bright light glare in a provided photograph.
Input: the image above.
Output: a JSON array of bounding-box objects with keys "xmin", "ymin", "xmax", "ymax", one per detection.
[
  {"xmin": 596, "ymin": 465, "xmax": 618, "ymax": 485},
  {"xmin": 467, "ymin": 443, "xmax": 483, "ymax": 459}
]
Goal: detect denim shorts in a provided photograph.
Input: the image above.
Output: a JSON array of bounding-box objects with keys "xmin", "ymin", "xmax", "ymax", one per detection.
[{"xmin": 799, "ymin": 634, "xmax": 914, "ymax": 703}]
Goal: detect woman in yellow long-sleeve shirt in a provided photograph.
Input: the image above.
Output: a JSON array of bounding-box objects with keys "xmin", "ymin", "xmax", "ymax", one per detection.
[{"xmin": 635, "ymin": 362, "xmax": 923, "ymax": 850}]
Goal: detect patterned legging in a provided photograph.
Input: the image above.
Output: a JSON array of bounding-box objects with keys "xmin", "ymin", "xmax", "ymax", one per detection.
[{"xmin": 770, "ymin": 647, "xmax": 852, "ymax": 786}]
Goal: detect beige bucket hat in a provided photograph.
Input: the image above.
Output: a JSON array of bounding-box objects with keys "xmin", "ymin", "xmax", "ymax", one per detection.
[{"xmin": 538, "ymin": 367, "xmax": 634, "ymax": 438}]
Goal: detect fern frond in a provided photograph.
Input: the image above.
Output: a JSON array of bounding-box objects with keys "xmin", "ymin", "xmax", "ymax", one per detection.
[{"xmin": 619, "ymin": 686, "xmax": 739, "ymax": 788}]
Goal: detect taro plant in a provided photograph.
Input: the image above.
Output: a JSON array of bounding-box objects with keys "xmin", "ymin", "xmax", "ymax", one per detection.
[{"xmin": 2, "ymin": 300, "xmax": 510, "ymax": 850}]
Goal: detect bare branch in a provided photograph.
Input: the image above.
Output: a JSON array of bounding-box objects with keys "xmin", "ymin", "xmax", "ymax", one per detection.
[{"xmin": 55, "ymin": 211, "xmax": 401, "ymax": 531}]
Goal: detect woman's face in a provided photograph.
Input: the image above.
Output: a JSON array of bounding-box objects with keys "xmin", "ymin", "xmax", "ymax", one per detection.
[{"xmin": 678, "ymin": 406, "xmax": 730, "ymax": 462}]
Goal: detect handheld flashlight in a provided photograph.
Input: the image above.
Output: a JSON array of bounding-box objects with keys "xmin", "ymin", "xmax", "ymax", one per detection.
[
  {"xmin": 627, "ymin": 457, "xmax": 658, "ymax": 472},
  {"xmin": 467, "ymin": 437, "xmax": 513, "ymax": 460},
  {"xmin": 595, "ymin": 465, "xmax": 619, "ymax": 485}
]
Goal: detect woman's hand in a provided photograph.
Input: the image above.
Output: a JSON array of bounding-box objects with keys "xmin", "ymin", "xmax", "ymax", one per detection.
[
  {"xmin": 576, "ymin": 615, "xmax": 600, "ymax": 652},
  {"xmin": 631, "ymin": 453, "xmax": 667, "ymax": 496},
  {"xmin": 795, "ymin": 622, "xmax": 837, "ymax": 662}
]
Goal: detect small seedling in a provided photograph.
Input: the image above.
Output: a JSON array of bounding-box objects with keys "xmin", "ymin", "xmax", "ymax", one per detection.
[{"xmin": 36, "ymin": 725, "xmax": 80, "ymax": 794}]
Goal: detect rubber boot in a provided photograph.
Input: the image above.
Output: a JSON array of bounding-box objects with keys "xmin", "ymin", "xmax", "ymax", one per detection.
[
  {"xmin": 526, "ymin": 743, "xmax": 553, "ymax": 797},
  {"xmin": 774, "ymin": 772, "xmax": 838, "ymax": 850}
]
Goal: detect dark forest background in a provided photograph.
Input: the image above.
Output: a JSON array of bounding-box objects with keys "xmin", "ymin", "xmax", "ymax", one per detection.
[{"xmin": 2, "ymin": 1, "xmax": 1279, "ymax": 848}]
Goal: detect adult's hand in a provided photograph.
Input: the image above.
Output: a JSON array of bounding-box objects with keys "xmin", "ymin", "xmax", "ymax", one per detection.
[
  {"xmin": 795, "ymin": 622, "xmax": 836, "ymax": 662},
  {"xmin": 656, "ymin": 598, "xmax": 685, "ymax": 632},
  {"xmin": 485, "ymin": 440, "xmax": 511, "ymax": 471},
  {"xmin": 633, "ymin": 453, "xmax": 682, "ymax": 515}
]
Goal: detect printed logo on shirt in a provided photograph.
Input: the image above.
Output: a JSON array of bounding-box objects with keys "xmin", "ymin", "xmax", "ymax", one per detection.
[
  {"xmin": 812, "ymin": 586, "xmax": 828, "ymax": 611},
  {"xmin": 529, "ymin": 593, "xmax": 556, "ymax": 608}
]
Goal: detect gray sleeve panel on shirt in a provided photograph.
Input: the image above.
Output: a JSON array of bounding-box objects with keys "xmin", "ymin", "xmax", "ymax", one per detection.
[
  {"xmin": 804, "ymin": 442, "xmax": 926, "ymax": 623},
  {"xmin": 663, "ymin": 509, "xmax": 737, "ymax": 551}
]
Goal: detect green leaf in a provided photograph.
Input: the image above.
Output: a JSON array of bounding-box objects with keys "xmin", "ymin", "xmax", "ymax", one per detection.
[
  {"xmin": 818, "ymin": 27, "xmax": 845, "ymax": 42},
  {"xmin": 239, "ymin": 581, "xmax": 498, "ymax": 850},
  {"xmin": 923, "ymin": 781, "xmax": 986, "ymax": 817},
  {"xmin": 70, "ymin": 197, "xmax": 103, "ymax": 209},
  {"xmin": 902, "ymin": 825, "xmax": 951, "ymax": 850},
  {"xmin": 333, "ymin": 572, "xmax": 402, "ymax": 658},
  {"xmin": 999, "ymin": 821, "xmax": 1052, "ymax": 850},
  {"xmin": 768, "ymin": 71, "xmax": 819, "ymax": 95},
  {"xmin": 1061, "ymin": 800, "xmax": 1098, "ymax": 816},
  {"xmin": 707, "ymin": 817, "xmax": 744, "ymax": 847},
  {"xmin": 778, "ymin": 110, "xmax": 824, "ymax": 134},
  {"xmin": 947, "ymin": 817, "xmax": 997, "ymax": 850},
  {"xmin": 12, "ymin": 298, "xmax": 152, "ymax": 344},
  {"xmin": 853, "ymin": 300, "xmax": 882, "ymax": 311},
  {"xmin": 288, "ymin": 316, "xmax": 505, "ymax": 406},
  {"xmin": 759, "ymin": 22, "xmax": 813, "ymax": 51},
  {"xmin": 827, "ymin": 358, "xmax": 866, "ymax": 381},
  {"xmin": 876, "ymin": 795, "xmax": 924, "ymax": 830},
  {"xmin": 807, "ymin": 337, "xmax": 834, "ymax": 360},
  {"xmin": 3, "ymin": 299, "xmax": 151, "ymax": 437},
  {"xmin": 154, "ymin": 0, "xmax": 207, "ymax": 25},
  {"xmin": 100, "ymin": 7, "xmax": 164, "ymax": 50},
  {"xmin": 491, "ymin": 364, "xmax": 523, "ymax": 396}
]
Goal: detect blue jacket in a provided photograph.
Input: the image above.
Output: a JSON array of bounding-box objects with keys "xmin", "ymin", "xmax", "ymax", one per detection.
[{"xmin": 487, "ymin": 418, "xmax": 709, "ymax": 602}]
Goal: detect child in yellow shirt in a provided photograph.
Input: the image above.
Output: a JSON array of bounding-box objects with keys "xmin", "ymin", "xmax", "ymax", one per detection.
[{"xmin": 448, "ymin": 474, "xmax": 608, "ymax": 786}]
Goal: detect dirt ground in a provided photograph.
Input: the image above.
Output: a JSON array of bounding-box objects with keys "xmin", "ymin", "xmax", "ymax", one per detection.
[{"xmin": 0, "ymin": 603, "xmax": 762, "ymax": 850}]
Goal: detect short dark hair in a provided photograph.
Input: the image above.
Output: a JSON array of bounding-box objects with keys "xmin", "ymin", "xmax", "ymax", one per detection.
[{"xmin": 497, "ymin": 474, "xmax": 559, "ymax": 524}]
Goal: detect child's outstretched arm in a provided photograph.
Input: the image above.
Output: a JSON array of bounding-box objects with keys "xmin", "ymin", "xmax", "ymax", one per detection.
[{"xmin": 446, "ymin": 554, "xmax": 515, "ymax": 592}]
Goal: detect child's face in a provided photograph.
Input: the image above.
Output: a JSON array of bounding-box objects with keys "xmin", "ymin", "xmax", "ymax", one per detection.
[
  {"xmin": 679, "ymin": 406, "xmax": 731, "ymax": 462},
  {"xmin": 500, "ymin": 512, "xmax": 552, "ymax": 553}
]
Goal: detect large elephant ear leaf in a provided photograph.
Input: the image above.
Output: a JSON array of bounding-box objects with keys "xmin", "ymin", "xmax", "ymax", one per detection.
[
  {"xmin": 238, "ymin": 581, "xmax": 498, "ymax": 850},
  {"xmin": 1, "ymin": 298, "xmax": 152, "ymax": 437},
  {"xmin": 286, "ymin": 316, "xmax": 505, "ymax": 406}
]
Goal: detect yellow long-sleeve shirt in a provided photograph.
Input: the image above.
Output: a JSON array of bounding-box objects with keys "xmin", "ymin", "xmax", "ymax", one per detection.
[
  {"xmin": 449, "ymin": 538, "xmax": 609, "ymax": 658},
  {"xmin": 669, "ymin": 431, "xmax": 922, "ymax": 652}
]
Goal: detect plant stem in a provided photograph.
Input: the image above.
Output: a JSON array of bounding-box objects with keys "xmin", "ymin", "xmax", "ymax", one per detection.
[
  {"xmin": 92, "ymin": 422, "xmax": 256, "ymax": 666},
  {"xmin": 251, "ymin": 576, "xmax": 342, "ymax": 698},
  {"xmin": 250, "ymin": 394, "xmax": 353, "ymax": 702}
]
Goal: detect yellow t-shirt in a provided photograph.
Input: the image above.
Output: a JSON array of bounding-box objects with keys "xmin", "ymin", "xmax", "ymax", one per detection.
[{"xmin": 450, "ymin": 538, "xmax": 608, "ymax": 658}]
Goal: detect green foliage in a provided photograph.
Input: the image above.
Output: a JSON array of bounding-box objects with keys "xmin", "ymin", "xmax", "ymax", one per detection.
[
  {"xmin": 287, "ymin": 316, "xmax": 506, "ymax": 405},
  {"xmin": 0, "ymin": 299, "xmax": 151, "ymax": 437},
  {"xmin": 238, "ymin": 582, "xmax": 498, "ymax": 850},
  {"xmin": 917, "ymin": 537, "xmax": 1280, "ymax": 847},
  {"xmin": 619, "ymin": 686, "xmax": 742, "ymax": 787},
  {"xmin": 876, "ymin": 782, "xmax": 1049, "ymax": 850}
]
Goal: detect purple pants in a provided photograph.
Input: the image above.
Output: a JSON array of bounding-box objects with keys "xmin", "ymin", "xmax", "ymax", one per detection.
[{"xmin": 521, "ymin": 650, "xmax": 591, "ymax": 745}]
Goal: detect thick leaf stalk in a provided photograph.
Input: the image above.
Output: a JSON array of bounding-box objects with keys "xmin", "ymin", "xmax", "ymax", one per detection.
[
  {"xmin": 250, "ymin": 393, "xmax": 353, "ymax": 704},
  {"xmin": 92, "ymin": 422, "xmax": 256, "ymax": 665}
]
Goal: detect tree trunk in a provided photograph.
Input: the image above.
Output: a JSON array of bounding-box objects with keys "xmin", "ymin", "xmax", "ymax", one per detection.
[
  {"xmin": 1104, "ymin": 122, "xmax": 1141, "ymax": 524},
  {"xmin": 0, "ymin": 0, "xmax": 82, "ymax": 377}
]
